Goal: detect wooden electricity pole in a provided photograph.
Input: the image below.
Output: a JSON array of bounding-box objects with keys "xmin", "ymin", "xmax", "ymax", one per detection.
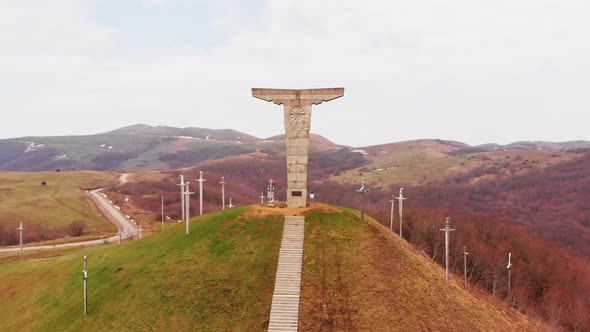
[
  {"xmin": 185, "ymin": 182, "xmax": 194, "ymax": 235},
  {"xmin": 161, "ymin": 195, "xmax": 164, "ymax": 231},
  {"xmin": 440, "ymin": 217, "xmax": 456, "ymax": 283},
  {"xmin": 220, "ymin": 176, "xmax": 226, "ymax": 211},
  {"xmin": 178, "ymin": 175, "xmax": 186, "ymax": 222},
  {"xmin": 507, "ymin": 252, "xmax": 512, "ymax": 306},
  {"xmin": 83, "ymin": 256, "xmax": 88, "ymax": 315},
  {"xmin": 267, "ymin": 179, "xmax": 275, "ymax": 204},
  {"xmin": 17, "ymin": 222, "xmax": 24, "ymax": 260},
  {"xmin": 389, "ymin": 194, "xmax": 395, "ymax": 232},
  {"xmin": 395, "ymin": 188, "xmax": 407, "ymax": 238},
  {"xmin": 357, "ymin": 179, "xmax": 369, "ymax": 222},
  {"xmin": 196, "ymin": 171, "xmax": 206, "ymax": 216},
  {"xmin": 463, "ymin": 246, "xmax": 469, "ymax": 289}
]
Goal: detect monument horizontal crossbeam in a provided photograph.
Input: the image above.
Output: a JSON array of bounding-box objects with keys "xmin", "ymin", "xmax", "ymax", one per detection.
[{"xmin": 252, "ymin": 88, "xmax": 344, "ymax": 106}]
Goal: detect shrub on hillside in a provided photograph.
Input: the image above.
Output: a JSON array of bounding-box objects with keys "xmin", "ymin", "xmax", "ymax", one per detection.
[{"xmin": 68, "ymin": 220, "xmax": 87, "ymax": 237}]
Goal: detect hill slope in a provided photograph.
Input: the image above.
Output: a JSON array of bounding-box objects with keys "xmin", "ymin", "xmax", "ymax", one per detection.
[
  {"xmin": 410, "ymin": 149, "xmax": 590, "ymax": 258},
  {"xmin": 0, "ymin": 171, "xmax": 119, "ymax": 245},
  {"xmin": 2, "ymin": 124, "xmax": 588, "ymax": 173},
  {"xmin": 0, "ymin": 125, "xmax": 258, "ymax": 172},
  {"xmin": 334, "ymin": 139, "xmax": 580, "ymax": 186},
  {"xmin": 0, "ymin": 125, "xmax": 342, "ymax": 171},
  {"xmin": 300, "ymin": 209, "xmax": 543, "ymax": 331},
  {"xmin": 107, "ymin": 124, "xmax": 259, "ymax": 142},
  {"xmin": 0, "ymin": 207, "xmax": 543, "ymax": 331},
  {"xmin": 0, "ymin": 208, "xmax": 283, "ymax": 331}
]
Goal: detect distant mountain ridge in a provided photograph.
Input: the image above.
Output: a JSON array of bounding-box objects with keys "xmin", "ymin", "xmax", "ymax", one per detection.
[
  {"xmin": 0, "ymin": 124, "xmax": 588, "ymax": 172},
  {"xmin": 0, "ymin": 124, "xmax": 339, "ymax": 171},
  {"xmin": 0, "ymin": 124, "xmax": 259, "ymax": 171},
  {"xmin": 106, "ymin": 124, "xmax": 259, "ymax": 142},
  {"xmin": 448, "ymin": 140, "xmax": 590, "ymax": 155}
]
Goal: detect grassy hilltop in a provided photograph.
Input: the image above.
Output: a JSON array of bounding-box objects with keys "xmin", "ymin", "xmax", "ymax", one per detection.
[{"xmin": 0, "ymin": 206, "xmax": 543, "ymax": 331}]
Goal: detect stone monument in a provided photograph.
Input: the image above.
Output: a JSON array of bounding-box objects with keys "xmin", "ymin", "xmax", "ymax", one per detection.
[{"xmin": 252, "ymin": 88, "xmax": 344, "ymax": 208}]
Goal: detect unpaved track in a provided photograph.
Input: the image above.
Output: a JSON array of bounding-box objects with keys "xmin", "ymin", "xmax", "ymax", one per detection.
[{"xmin": 0, "ymin": 174, "xmax": 138, "ymax": 253}]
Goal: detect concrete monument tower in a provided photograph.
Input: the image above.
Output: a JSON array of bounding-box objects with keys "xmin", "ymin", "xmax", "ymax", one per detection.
[{"xmin": 252, "ymin": 88, "xmax": 344, "ymax": 208}]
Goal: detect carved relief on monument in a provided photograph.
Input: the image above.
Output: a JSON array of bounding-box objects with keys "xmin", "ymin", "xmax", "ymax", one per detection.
[
  {"xmin": 289, "ymin": 106, "xmax": 306, "ymax": 122},
  {"xmin": 285, "ymin": 106, "xmax": 310, "ymax": 131}
]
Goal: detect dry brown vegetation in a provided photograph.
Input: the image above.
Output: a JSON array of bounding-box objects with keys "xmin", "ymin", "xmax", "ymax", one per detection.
[
  {"xmin": 242, "ymin": 203, "xmax": 342, "ymax": 219},
  {"xmin": 334, "ymin": 140, "xmax": 579, "ymax": 187},
  {"xmin": 300, "ymin": 209, "xmax": 546, "ymax": 331},
  {"xmin": 109, "ymin": 145, "xmax": 590, "ymax": 330}
]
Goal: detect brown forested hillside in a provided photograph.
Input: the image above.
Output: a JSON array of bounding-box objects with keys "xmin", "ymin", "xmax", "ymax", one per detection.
[
  {"xmin": 410, "ymin": 149, "xmax": 590, "ymax": 258},
  {"xmin": 106, "ymin": 148, "xmax": 590, "ymax": 330},
  {"xmin": 316, "ymin": 181, "xmax": 590, "ymax": 331}
]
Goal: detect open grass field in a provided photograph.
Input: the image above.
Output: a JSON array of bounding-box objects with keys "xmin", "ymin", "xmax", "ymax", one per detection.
[
  {"xmin": 0, "ymin": 171, "xmax": 119, "ymax": 245},
  {"xmin": 0, "ymin": 208, "xmax": 283, "ymax": 331},
  {"xmin": 299, "ymin": 209, "xmax": 545, "ymax": 331}
]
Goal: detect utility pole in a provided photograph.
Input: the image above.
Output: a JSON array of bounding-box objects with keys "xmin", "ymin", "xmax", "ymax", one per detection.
[
  {"xmin": 463, "ymin": 246, "xmax": 469, "ymax": 289},
  {"xmin": 389, "ymin": 194, "xmax": 395, "ymax": 231},
  {"xmin": 267, "ymin": 179, "xmax": 275, "ymax": 204},
  {"xmin": 185, "ymin": 182, "xmax": 190, "ymax": 228},
  {"xmin": 139, "ymin": 224, "xmax": 142, "ymax": 240},
  {"xmin": 196, "ymin": 171, "xmax": 206, "ymax": 216},
  {"xmin": 17, "ymin": 222, "xmax": 24, "ymax": 260},
  {"xmin": 185, "ymin": 182, "xmax": 194, "ymax": 235},
  {"xmin": 83, "ymin": 256, "xmax": 88, "ymax": 315},
  {"xmin": 178, "ymin": 175, "xmax": 186, "ymax": 222},
  {"xmin": 356, "ymin": 179, "xmax": 369, "ymax": 222},
  {"xmin": 260, "ymin": 192, "xmax": 265, "ymax": 204},
  {"xmin": 220, "ymin": 176, "xmax": 226, "ymax": 211},
  {"xmin": 440, "ymin": 217, "xmax": 456, "ymax": 283},
  {"xmin": 228, "ymin": 197, "xmax": 234, "ymax": 209},
  {"xmin": 395, "ymin": 188, "xmax": 407, "ymax": 238},
  {"xmin": 118, "ymin": 229, "xmax": 122, "ymax": 244},
  {"xmin": 507, "ymin": 252, "xmax": 512, "ymax": 306},
  {"xmin": 161, "ymin": 195, "xmax": 164, "ymax": 231}
]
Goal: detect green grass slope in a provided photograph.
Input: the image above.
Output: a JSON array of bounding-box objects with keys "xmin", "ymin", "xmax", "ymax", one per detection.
[
  {"xmin": 0, "ymin": 171, "xmax": 118, "ymax": 244},
  {"xmin": 300, "ymin": 209, "xmax": 545, "ymax": 331},
  {"xmin": 0, "ymin": 208, "xmax": 283, "ymax": 331}
]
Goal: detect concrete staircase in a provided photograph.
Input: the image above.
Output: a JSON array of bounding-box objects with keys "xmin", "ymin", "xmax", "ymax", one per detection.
[{"xmin": 268, "ymin": 216, "xmax": 305, "ymax": 331}]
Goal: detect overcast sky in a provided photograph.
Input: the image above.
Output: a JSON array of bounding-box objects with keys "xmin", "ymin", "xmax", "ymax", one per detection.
[{"xmin": 1, "ymin": 0, "xmax": 589, "ymax": 146}]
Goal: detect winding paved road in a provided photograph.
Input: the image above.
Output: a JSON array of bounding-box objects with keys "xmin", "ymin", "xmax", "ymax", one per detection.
[{"xmin": 0, "ymin": 173, "xmax": 138, "ymax": 253}]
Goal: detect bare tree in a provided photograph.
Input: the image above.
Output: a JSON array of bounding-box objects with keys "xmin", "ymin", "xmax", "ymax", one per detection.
[{"xmin": 68, "ymin": 220, "xmax": 87, "ymax": 237}]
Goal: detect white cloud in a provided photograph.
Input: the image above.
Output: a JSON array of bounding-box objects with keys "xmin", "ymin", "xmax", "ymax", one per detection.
[
  {"xmin": 0, "ymin": 0, "xmax": 589, "ymax": 145},
  {"xmin": 141, "ymin": 0, "xmax": 167, "ymax": 8},
  {"xmin": 0, "ymin": 1, "xmax": 116, "ymax": 55}
]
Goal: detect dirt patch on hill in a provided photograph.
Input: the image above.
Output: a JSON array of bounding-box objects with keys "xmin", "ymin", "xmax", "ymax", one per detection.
[{"xmin": 242, "ymin": 203, "xmax": 342, "ymax": 219}]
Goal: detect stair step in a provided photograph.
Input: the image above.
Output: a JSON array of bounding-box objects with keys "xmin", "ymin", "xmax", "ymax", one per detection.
[{"xmin": 268, "ymin": 216, "xmax": 305, "ymax": 332}]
